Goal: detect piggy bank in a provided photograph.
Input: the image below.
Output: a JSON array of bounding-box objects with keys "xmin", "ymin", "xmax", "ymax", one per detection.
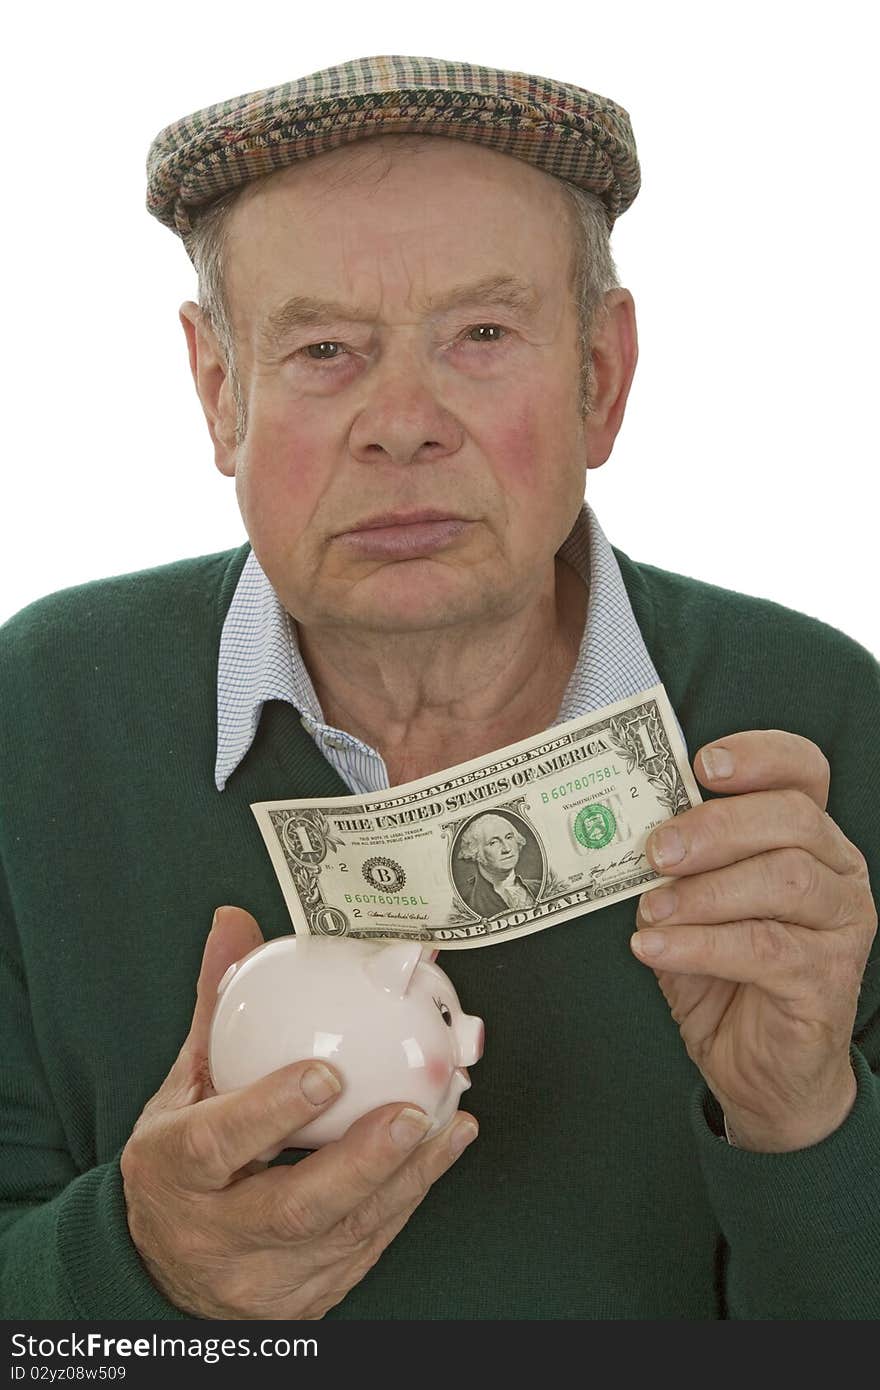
[{"xmin": 208, "ymin": 935, "xmax": 484, "ymax": 1153}]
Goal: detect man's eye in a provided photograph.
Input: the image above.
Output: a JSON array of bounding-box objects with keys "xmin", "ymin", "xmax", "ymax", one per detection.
[
  {"xmin": 304, "ymin": 341, "xmax": 345, "ymax": 361},
  {"xmin": 465, "ymin": 324, "xmax": 507, "ymax": 344}
]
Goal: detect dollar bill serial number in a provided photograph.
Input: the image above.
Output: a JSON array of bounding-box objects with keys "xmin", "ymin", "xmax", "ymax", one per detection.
[
  {"xmin": 344, "ymin": 894, "xmax": 430, "ymax": 906},
  {"xmin": 540, "ymin": 766, "xmax": 622, "ymax": 802}
]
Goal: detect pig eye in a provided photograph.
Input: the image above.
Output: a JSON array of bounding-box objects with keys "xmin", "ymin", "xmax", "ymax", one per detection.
[{"xmin": 433, "ymin": 995, "xmax": 453, "ymax": 1026}]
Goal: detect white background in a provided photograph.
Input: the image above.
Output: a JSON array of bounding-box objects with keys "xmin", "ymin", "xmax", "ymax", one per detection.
[{"xmin": 3, "ymin": 1, "xmax": 877, "ymax": 655}]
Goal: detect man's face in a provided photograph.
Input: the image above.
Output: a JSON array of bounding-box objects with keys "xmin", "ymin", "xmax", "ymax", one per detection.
[
  {"xmin": 474, "ymin": 816, "xmax": 523, "ymax": 875},
  {"xmin": 215, "ymin": 134, "xmax": 593, "ymax": 634}
]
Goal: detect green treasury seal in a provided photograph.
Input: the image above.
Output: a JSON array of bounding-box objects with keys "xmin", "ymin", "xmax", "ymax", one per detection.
[{"xmin": 573, "ymin": 803, "xmax": 616, "ymax": 850}]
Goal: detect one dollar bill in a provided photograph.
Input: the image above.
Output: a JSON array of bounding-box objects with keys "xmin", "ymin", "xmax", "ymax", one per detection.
[{"xmin": 251, "ymin": 683, "xmax": 702, "ymax": 950}]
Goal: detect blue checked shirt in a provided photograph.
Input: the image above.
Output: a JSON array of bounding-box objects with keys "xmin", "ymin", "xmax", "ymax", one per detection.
[{"xmin": 215, "ymin": 501, "xmax": 681, "ymax": 793}]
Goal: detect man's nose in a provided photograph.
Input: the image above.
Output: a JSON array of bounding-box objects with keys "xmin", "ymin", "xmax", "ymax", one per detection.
[{"xmin": 347, "ymin": 338, "xmax": 465, "ymax": 467}]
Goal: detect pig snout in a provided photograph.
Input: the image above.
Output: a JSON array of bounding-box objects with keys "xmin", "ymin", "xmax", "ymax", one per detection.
[{"xmin": 455, "ymin": 1013, "xmax": 484, "ymax": 1067}]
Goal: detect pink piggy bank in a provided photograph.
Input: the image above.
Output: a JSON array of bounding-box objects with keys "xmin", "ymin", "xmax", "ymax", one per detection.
[{"xmin": 208, "ymin": 935, "xmax": 484, "ymax": 1153}]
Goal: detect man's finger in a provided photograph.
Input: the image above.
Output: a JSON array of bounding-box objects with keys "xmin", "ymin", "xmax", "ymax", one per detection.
[
  {"xmin": 645, "ymin": 789, "xmax": 861, "ymax": 879},
  {"xmin": 638, "ymin": 846, "xmax": 866, "ymax": 933},
  {"xmin": 286, "ymin": 1141, "xmax": 473, "ymax": 1294},
  {"xmin": 693, "ymin": 730, "xmax": 830, "ymax": 809},
  {"xmin": 233, "ymin": 1103, "xmax": 478, "ymax": 1248},
  {"xmin": 162, "ymin": 1057, "xmax": 344, "ymax": 1193},
  {"xmin": 188, "ymin": 906, "xmax": 265, "ymax": 1055},
  {"xmin": 174, "ymin": 904, "xmax": 263, "ymax": 1090},
  {"xmin": 629, "ymin": 917, "xmax": 868, "ymax": 999},
  {"xmin": 143, "ymin": 905, "xmax": 266, "ymax": 1114}
]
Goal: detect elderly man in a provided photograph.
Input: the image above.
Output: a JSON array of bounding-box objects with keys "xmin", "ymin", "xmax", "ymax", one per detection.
[{"xmin": 0, "ymin": 56, "xmax": 877, "ymax": 1323}]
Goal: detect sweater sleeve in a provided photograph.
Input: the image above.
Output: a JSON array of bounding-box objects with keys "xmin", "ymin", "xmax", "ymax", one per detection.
[
  {"xmin": 0, "ymin": 879, "xmax": 188, "ymax": 1320},
  {"xmin": 690, "ymin": 640, "xmax": 880, "ymax": 1320}
]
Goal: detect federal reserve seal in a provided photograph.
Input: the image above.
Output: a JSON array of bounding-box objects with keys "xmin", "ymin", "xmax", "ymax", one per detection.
[
  {"xmin": 362, "ymin": 856, "xmax": 407, "ymax": 892},
  {"xmin": 574, "ymin": 804, "xmax": 616, "ymax": 850}
]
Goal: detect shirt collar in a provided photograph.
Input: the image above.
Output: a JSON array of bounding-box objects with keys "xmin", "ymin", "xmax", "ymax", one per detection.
[{"xmin": 215, "ymin": 501, "xmax": 669, "ymax": 791}]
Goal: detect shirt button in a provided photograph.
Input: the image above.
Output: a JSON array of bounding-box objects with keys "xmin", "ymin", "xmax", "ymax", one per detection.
[{"xmin": 324, "ymin": 734, "xmax": 347, "ymax": 750}]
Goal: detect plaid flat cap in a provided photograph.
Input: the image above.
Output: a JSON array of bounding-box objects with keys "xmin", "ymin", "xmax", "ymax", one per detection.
[{"xmin": 146, "ymin": 54, "xmax": 640, "ymax": 251}]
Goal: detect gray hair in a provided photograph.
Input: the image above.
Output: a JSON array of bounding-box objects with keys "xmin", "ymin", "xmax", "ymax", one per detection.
[
  {"xmin": 184, "ymin": 155, "xmax": 621, "ymax": 448},
  {"xmin": 457, "ymin": 816, "xmax": 526, "ymax": 864}
]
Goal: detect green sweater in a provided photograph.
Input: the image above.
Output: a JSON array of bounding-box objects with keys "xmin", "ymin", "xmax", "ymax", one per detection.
[{"xmin": 1, "ymin": 544, "xmax": 878, "ymax": 1321}]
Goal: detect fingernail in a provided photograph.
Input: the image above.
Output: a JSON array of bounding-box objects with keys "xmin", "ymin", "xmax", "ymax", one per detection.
[
  {"xmin": 450, "ymin": 1120, "xmax": 479, "ymax": 1157},
  {"xmin": 631, "ymin": 930, "xmax": 666, "ymax": 959},
  {"xmin": 702, "ymin": 747, "xmax": 734, "ymax": 779},
  {"xmin": 390, "ymin": 1108, "xmax": 432, "ymax": 1149},
  {"xmin": 301, "ymin": 1064, "xmax": 341, "ymax": 1105},
  {"xmin": 640, "ymin": 888, "xmax": 675, "ymax": 923},
  {"xmin": 649, "ymin": 826, "xmax": 685, "ymax": 868}
]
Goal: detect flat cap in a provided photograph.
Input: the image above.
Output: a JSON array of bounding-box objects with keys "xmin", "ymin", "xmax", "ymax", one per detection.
[{"xmin": 146, "ymin": 54, "xmax": 640, "ymax": 253}]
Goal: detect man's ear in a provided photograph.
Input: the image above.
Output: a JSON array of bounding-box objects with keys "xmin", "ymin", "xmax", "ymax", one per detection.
[
  {"xmin": 582, "ymin": 289, "xmax": 638, "ymax": 470},
  {"xmin": 179, "ymin": 301, "xmax": 239, "ymax": 477}
]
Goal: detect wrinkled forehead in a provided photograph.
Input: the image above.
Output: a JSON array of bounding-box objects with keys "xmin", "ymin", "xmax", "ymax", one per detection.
[
  {"xmin": 228, "ymin": 130, "xmax": 570, "ymax": 223},
  {"xmin": 221, "ymin": 133, "xmax": 576, "ymax": 329}
]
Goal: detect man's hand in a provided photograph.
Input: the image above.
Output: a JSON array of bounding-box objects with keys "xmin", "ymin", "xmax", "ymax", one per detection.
[
  {"xmin": 630, "ymin": 731, "xmax": 877, "ymax": 1152},
  {"xmin": 120, "ymin": 906, "xmax": 478, "ymax": 1320}
]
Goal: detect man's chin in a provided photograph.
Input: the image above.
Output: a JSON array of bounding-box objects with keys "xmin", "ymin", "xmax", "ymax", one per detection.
[
  {"xmin": 340, "ymin": 604, "xmax": 473, "ymax": 635},
  {"xmin": 331, "ymin": 573, "xmax": 496, "ymax": 634}
]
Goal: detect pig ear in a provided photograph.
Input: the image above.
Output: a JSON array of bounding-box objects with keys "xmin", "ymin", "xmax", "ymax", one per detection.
[{"xmin": 365, "ymin": 941, "xmax": 424, "ymax": 998}]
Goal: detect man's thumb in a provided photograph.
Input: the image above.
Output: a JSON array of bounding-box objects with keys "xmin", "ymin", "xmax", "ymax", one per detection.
[
  {"xmin": 193, "ymin": 904, "xmax": 264, "ymax": 1042},
  {"xmin": 156, "ymin": 906, "xmax": 265, "ymax": 1110}
]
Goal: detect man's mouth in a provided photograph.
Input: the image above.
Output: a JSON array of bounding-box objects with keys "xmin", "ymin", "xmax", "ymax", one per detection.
[
  {"xmin": 340, "ymin": 508, "xmax": 466, "ymax": 532},
  {"xmin": 335, "ymin": 511, "xmax": 471, "ymax": 558}
]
